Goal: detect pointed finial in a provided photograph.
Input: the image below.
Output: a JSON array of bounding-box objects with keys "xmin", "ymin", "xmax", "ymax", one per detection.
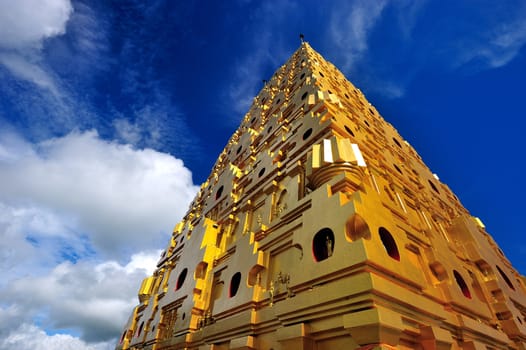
[
  {"xmin": 299, "ymin": 33, "xmax": 305, "ymax": 43},
  {"xmin": 262, "ymin": 79, "xmax": 268, "ymax": 85}
]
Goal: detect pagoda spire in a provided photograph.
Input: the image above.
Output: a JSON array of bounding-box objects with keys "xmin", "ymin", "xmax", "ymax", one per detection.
[{"xmin": 116, "ymin": 42, "xmax": 526, "ymax": 350}]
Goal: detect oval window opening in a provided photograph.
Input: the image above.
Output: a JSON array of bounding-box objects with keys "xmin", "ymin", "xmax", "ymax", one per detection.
[
  {"xmin": 176, "ymin": 268, "xmax": 188, "ymax": 290},
  {"xmin": 258, "ymin": 168, "xmax": 266, "ymax": 178},
  {"xmin": 215, "ymin": 186, "xmax": 224, "ymax": 200},
  {"xmin": 344, "ymin": 125, "xmax": 355, "ymax": 137},
  {"xmin": 312, "ymin": 228, "xmax": 335, "ymax": 262},
  {"xmin": 428, "ymin": 180, "xmax": 440, "ymax": 194},
  {"xmin": 453, "ymin": 270, "xmax": 472, "ymax": 299},
  {"xmin": 379, "ymin": 227, "xmax": 400, "ymax": 261},
  {"xmin": 302, "ymin": 128, "xmax": 313, "ymax": 140},
  {"xmin": 229, "ymin": 272, "xmax": 241, "ymax": 297},
  {"xmin": 496, "ymin": 265, "xmax": 515, "ymax": 290},
  {"xmin": 301, "ymin": 92, "xmax": 308, "ymax": 100},
  {"xmin": 137, "ymin": 322, "xmax": 144, "ymax": 337},
  {"xmin": 120, "ymin": 330, "xmax": 127, "ymax": 344}
]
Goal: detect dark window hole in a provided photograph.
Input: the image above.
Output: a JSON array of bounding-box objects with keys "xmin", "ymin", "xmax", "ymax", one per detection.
[
  {"xmin": 453, "ymin": 270, "xmax": 472, "ymax": 299},
  {"xmin": 229, "ymin": 272, "xmax": 241, "ymax": 297},
  {"xmin": 379, "ymin": 227, "xmax": 400, "ymax": 261},
  {"xmin": 344, "ymin": 125, "xmax": 355, "ymax": 137},
  {"xmin": 312, "ymin": 228, "xmax": 335, "ymax": 262},
  {"xmin": 496, "ymin": 265, "xmax": 515, "ymax": 290},
  {"xmin": 176, "ymin": 268, "xmax": 188, "ymax": 290},
  {"xmin": 215, "ymin": 186, "xmax": 224, "ymax": 200},
  {"xmin": 302, "ymin": 128, "xmax": 312, "ymax": 140}
]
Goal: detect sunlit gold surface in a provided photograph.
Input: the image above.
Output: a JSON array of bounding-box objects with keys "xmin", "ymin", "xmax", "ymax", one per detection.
[{"xmin": 116, "ymin": 42, "xmax": 526, "ymax": 350}]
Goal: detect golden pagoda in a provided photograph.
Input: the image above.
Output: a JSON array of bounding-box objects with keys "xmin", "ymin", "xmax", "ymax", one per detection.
[{"xmin": 116, "ymin": 41, "xmax": 526, "ymax": 350}]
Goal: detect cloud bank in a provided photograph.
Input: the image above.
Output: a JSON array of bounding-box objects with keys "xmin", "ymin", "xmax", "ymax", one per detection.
[{"xmin": 0, "ymin": 131, "xmax": 198, "ymax": 347}]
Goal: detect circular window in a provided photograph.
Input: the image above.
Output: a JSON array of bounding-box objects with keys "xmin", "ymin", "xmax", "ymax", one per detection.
[
  {"xmin": 379, "ymin": 227, "xmax": 400, "ymax": 261},
  {"xmin": 453, "ymin": 270, "xmax": 471, "ymax": 299},
  {"xmin": 229, "ymin": 272, "xmax": 242, "ymax": 297},
  {"xmin": 176, "ymin": 268, "xmax": 188, "ymax": 290},
  {"xmin": 215, "ymin": 186, "xmax": 224, "ymax": 200},
  {"xmin": 302, "ymin": 128, "xmax": 313, "ymax": 140},
  {"xmin": 312, "ymin": 228, "xmax": 335, "ymax": 262}
]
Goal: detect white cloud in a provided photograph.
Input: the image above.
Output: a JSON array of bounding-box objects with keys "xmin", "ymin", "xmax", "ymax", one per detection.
[
  {"xmin": 0, "ymin": 252, "xmax": 159, "ymax": 343},
  {"xmin": 329, "ymin": 0, "xmax": 389, "ymax": 72},
  {"xmin": 456, "ymin": 18, "xmax": 526, "ymax": 69},
  {"xmin": 0, "ymin": 52, "xmax": 61, "ymax": 97},
  {"xmin": 226, "ymin": 1, "xmax": 296, "ymax": 118},
  {"xmin": 0, "ymin": 0, "xmax": 72, "ymax": 49},
  {"xmin": 0, "ymin": 0, "xmax": 72, "ymax": 95},
  {"xmin": 0, "ymin": 130, "xmax": 198, "ymax": 258},
  {"xmin": 0, "ymin": 131, "xmax": 197, "ymax": 345},
  {"xmin": 1, "ymin": 323, "xmax": 115, "ymax": 350}
]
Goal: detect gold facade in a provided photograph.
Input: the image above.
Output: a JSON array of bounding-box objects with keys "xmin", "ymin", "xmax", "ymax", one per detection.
[{"xmin": 116, "ymin": 42, "xmax": 526, "ymax": 350}]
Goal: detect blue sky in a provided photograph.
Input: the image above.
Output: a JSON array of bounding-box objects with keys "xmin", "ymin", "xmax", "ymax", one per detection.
[{"xmin": 0, "ymin": 0, "xmax": 525, "ymax": 349}]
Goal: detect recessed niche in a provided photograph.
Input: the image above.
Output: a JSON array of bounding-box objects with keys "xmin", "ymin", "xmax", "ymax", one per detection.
[
  {"xmin": 379, "ymin": 227, "xmax": 400, "ymax": 261},
  {"xmin": 216, "ymin": 186, "xmax": 224, "ymax": 200},
  {"xmin": 453, "ymin": 270, "xmax": 471, "ymax": 299},
  {"xmin": 394, "ymin": 164, "xmax": 403, "ymax": 174},
  {"xmin": 302, "ymin": 128, "xmax": 313, "ymax": 140},
  {"xmin": 176, "ymin": 268, "xmax": 188, "ymax": 291},
  {"xmin": 319, "ymin": 71, "xmax": 324, "ymax": 77},
  {"xmin": 300, "ymin": 73, "xmax": 305, "ymax": 79},
  {"xmin": 236, "ymin": 145, "xmax": 243, "ymax": 155},
  {"xmin": 195, "ymin": 261, "xmax": 208, "ymax": 279},
  {"xmin": 229, "ymin": 272, "xmax": 242, "ymax": 297},
  {"xmin": 345, "ymin": 213, "xmax": 371, "ymax": 241},
  {"xmin": 429, "ymin": 262, "xmax": 448, "ymax": 281},
  {"xmin": 496, "ymin": 265, "xmax": 515, "ymax": 290},
  {"xmin": 475, "ymin": 260, "xmax": 493, "ymax": 277},
  {"xmin": 301, "ymin": 92, "xmax": 308, "ymax": 100},
  {"xmin": 393, "ymin": 138, "xmax": 402, "ymax": 148},
  {"xmin": 312, "ymin": 228, "xmax": 335, "ymax": 262},
  {"xmin": 137, "ymin": 322, "xmax": 144, "ymax": 337}
]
